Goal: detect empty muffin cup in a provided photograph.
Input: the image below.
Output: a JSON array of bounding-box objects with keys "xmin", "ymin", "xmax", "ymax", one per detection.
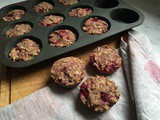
[
  {"xmin": 94, "ymin": 0, "xmax": 119, "ymax": 8},
  {"xmin": 110, "ymin": 8, "xmax": 139, "ymax": 23}
]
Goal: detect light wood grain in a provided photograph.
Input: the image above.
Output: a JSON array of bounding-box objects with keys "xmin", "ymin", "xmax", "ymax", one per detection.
[{"xmin": 0, "ymin": 65, "xmax": 10, "ymax": 108}]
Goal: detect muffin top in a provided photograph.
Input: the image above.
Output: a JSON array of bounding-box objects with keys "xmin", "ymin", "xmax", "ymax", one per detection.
[
  {"xmin": 83, "ymin": 17, "xmax": 109, "ymax": 35},
  {"xmin": 9, "ymin": 38, "xmax": 41, "ymax": 62},
  {"xmin": 39, "ymin": 15, "xmax": 64, "ymax": 26},
  {"xmin": 59, "ymin": 0, "xmax": 78, "ymax": 5},
  {"xmin": 90, "ymin": 45, "xmax": 122, "ymax": 74},
  {"xmin": 49, "ymin": 29, "xmax": 76, "ymax": 47},
  {"xmin": 51, "ymin": 57, "xmax": 86, "ymax": 87},
  {"xmin": 80, "ymin": 75, "xmax": 120, "ymax": 112},
  {"xmin": 33, "ymin": 2, "xmax": 54, "ymax": 13},
  {"xmin": 3, "ymin": 9, "xmax": 26, "ymax": 21},
  {"xmin": 6, "ymin": 24, "xmax": 32, "ymax": 37},
  {"xmin": 69, "ymin": 8, "xmax": 92, "ymax": 17}
]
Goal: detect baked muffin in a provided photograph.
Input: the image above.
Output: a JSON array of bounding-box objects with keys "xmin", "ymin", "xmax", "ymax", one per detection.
[
  {"xmin": 49, "ymin": 29, "xmax": 76, "ymax": 47},
  {"xmin": 51, "ymin": 57, "xmax": 86, "ymax": 87},
  {"xmin": 39, "ymin": 15, "xmax": 64, "ymax": 26},
  {"xmin": 69, "ymin": 8, "xmax": 92, "ymax": 17},
  {"xmin": 59, "ymin": 0, "xmax": 78, "ymax": 5},
  {"xmin": 80, "ymin": 76, "xmax": 120, "ymax": 112},
  {"xmin": 9, "ymin": 38, "xmax": 41, "ymax": 62},
  {"xmin": 90, "ymin": 45, "xmax": 122, "ymax": 74},
  {"xmin": 3, "ymin": 9, "xmax": 26, "ymax": 21},
  {"xmin": 82, "ymin": 17, "xmax": 109, "ymax": 35},
  {"xmin": 33, "ymin": 2, "xmax": 54, "ymax": 13},
  {"xmin": 6, "ymin": 24, "xmax": 32, "ymax": 37}
]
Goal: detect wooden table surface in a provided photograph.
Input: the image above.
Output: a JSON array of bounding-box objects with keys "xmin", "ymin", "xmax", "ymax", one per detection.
[{"xmin": 0, "ymin": 33, "xmax": 123, "ymax": 108}]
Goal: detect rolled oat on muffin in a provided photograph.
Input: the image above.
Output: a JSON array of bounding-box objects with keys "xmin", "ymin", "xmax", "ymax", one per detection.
[
  {"xmin": 3, "ymin": 9, "xmax": 26, "ymax": 21},
  {"xmin": 59, "ymin": 0, "xmax": 78, "ymax": 5},
  {"xmin": 90, "ymin": 45, "xmax": 122, "ymax": 74},
  {"xmin": 9, "ymin": 38, "xmax": 41, "ymax": 62},
  {"xmin": 80, "ymin": 75, "xmax": 120, "ymax": 112},
  {"xmin": 82, "ymin": 17, "xmax": 109, "ymax": 35},
  {"xmin": 33, "ymin": 2, "xmax": 54, "ymax": 13},
  {"xmin": 69, "ymin": 8, "xmax": 92, "ymax": 17},
  {"xmin": 6, "ymin": 24, "xmax": 32, "ymax": 37},
  {"xmin": 51, "ymin": 57, "xmax": 86, "ymax": 87},
  {"xmin": 39, "ymin": 15, "xmax": 64, "ymax": 26},
  {"xmin": 49, "ymin": 29, "xmax": 76, "ymax": 47}
]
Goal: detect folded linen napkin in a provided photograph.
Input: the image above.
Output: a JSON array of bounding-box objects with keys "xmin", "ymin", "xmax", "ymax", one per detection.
[
  {"xmin": 0, "ymin": 30, "xmax": 160, "ymax": 120},
  {"xmin": 120, "ymin": 30, "xmax": 160, "ymax": 120}
]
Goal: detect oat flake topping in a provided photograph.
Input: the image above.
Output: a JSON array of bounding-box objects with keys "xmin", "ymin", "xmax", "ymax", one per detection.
[
  {"xmin": 83, "ymin": 17, "xmax": 109, "ymax": 35},
  {"xmin": 3, "ymin": 9, "xmax": 25, "ymax": 21},
  {"xmin": 9, "ymin": 38, "xmax": 41, "ymax": 62},
  {"xmin": 51, "ymin": 57, "xmax": 86, "ymax": 87},
  {"xmin": 90, "ymin": 45, "xmax": 122, "ymax": 74},
  {"xmin": 6, "ymin": 24, "xmax": 32, "ymax": 37},
  {"xmin": 49, "ymin": 29, "xmax": 76, "ymax": 47},
  {"xmin": 69, "ymin": 8, "xmax": 92, "ymax": 17},
  {"xmin": 33, "ymin": 2, "xmax": 54, "ymax": 13},
  {"xmin": 80, "ymin": 75, "xmax": 120, "ymax": 112}
]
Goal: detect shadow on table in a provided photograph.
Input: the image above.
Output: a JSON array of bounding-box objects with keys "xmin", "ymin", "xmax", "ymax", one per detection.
[
  {"xmin": 74, "ymin": 94, "xmax": 105, "ymax": 119},
  {"xmin": 48, "ymin": 80, "xmax": 77, "ymax": 95},
  {"xmin": 48, "ymin": 82, "xmax": 104, "ymax": 119}
]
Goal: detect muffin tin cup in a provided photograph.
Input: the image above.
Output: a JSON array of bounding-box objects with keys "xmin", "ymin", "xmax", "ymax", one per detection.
[{"xmin": 0, "ymin": 0, "xmax": 144, "ymax": 68}]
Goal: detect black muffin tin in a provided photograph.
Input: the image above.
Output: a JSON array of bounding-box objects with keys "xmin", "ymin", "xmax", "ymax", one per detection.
[{"xmin": 0, "ymin": 0, "xmax": 144, "ymax": 68}]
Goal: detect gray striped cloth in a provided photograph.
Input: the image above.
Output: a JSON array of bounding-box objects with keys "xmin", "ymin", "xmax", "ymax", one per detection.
[{"xmin": 0, "ymin": 30, "xmax": 160, "ymax": 120}]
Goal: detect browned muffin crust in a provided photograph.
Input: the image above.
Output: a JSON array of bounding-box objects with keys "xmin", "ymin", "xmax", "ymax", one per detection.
[
  {"xmin": 3, "ymin": 9, "xmax": 26, "ymax": 21},
  {"xmin": 58, "ymin": 0, "xmax": 78, "ymax": 5},
  {"xmin": 49, "ymin": 29, "xmax": 76, "ymax": 47},
  {"xmin": 9, "ymin": 38, "xmax": 41, "ymax": 62},
  {"xmin": 51, "ymin": 57, "xmax": 86, "ymax": 87},
  {"xmin": 33, "ymin": 2, "xmax": 54, "ymax": 13},
  {"xmin": 39, "ymin": 15, "xmax": 64, "ymax": 26},
  {"xmin": 80, "ymin": 76, "xmax": 120, "ymax": 112},
  {"xmin": 69, "ymin": 8, "xmax": 92, "ymax": 17},
  {"xmin": 90, "ymin": 45, "xmax": 122, "ymax": 74},
  {"xmin": 6, "ymin": 24, "xmax": 32, "ymax": 38},
  {"xmin": 82, "ymin": 17, "xmax": 109, "ymax": 35}
]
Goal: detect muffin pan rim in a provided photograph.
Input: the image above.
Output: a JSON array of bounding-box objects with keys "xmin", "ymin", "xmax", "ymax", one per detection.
[{"xmin": 0, "ymin": 0, "xmax": 144, "ymax": 68}]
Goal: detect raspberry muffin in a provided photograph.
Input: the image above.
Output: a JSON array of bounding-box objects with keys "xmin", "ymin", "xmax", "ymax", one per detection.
[
  {"xmin": 51, "ymin": 57, "xmax": 86, "ymax": 87},
  {"xmin": 39, "ymin": 15, "xmax": 64, "ymax": 26},
  {"xmin": 59, "ymin": 0, "xmax": 78, "ymax": 5},
  {"xmin": 9, "ymin": 38, "xmax": 41, "ymax": 62},
  {"xmin": 82, "ymin": 17, "xmax": 109, "ymax": 35},
  {"xmin": 33, "ymin": 2, "xmax": 54, "ymax": 13},
  {"xmin": 69, "ymin": 8, "xmax": 92, "ymax": 17},
  {"xmin": 80, "ymin": 76, "xmax": 120, "ymax": 112},
  {"xmin": 6, "ymin": 24, "xmax": 32, "ymax": 37},
  {"xmin": 3, "ymin": 9, "xmax": 26, "ymax": 21},
  {"xmin": 49, "ymin": 29, "xmax": 76, "ymax": 47},
  {"xmin": 90, "ymin": 45, "xmax": 122, "ymax": 74}
]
